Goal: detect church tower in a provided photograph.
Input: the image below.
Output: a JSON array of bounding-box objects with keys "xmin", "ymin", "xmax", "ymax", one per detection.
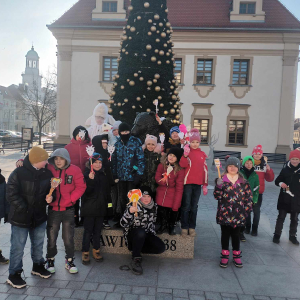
[{"xmin": 21, "ymin": 46, "xmax": 42, "ymax": 91}]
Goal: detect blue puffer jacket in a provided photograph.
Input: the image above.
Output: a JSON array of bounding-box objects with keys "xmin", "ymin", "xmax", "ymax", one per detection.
[
  {"xmin": 112, "ymin": 136, "xmax": 145, "ymax": 182},
  {"xmin": 0, "ymin": 171, "xmax": 9, "ymax": 221}
]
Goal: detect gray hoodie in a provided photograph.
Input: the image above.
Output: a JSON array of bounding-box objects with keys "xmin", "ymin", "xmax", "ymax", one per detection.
[{"xmin": 48, "ymin": 148, "xmax": 71, "ymax": 169}]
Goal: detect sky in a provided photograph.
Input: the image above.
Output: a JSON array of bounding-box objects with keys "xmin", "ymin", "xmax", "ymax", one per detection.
[{"xmin": 0, "ymin": 0, "xmax": 300, "ymax": 115}]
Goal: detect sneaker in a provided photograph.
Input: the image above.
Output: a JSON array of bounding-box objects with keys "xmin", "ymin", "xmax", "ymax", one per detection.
[
  {"xmin": 240, "ymin": 232, "xmax": 246, "ymax": 242},
  {"xmin": 31, "ymin": 263, "xmax": 51, "ymax": 278},
  {"xmin": 65, "ymin": 258, "xmax": 78, "ymax": 274},
  {"xmin": 244, "ymin": 227, "xmax": 251, "ymax": 234},
  {"xmin": 0, "ymin": 250, "xmax": 9, "ymax": 264},
  {"xmin": 220, "ymin": 250, "xmax": 230, "ymax": 268},
  {"xmin": 232, "ymin": 250, "xmax": 243, "ymax": 268},
  {"xmin": 103, "ymin": 220, "xmax": 111, "ymax": 229},
  {"xmin": 289, "ymin": 236, "xmax": 300, "ymax": 245},
  {"xmin": 7, "ymin": 270, "xmax": 26, "ymax": 289},
  {"xmin": 169, "ymin": 226, "xmax": 176, "ymax": 236},
  {"xmin": 273, "ymin": 234, "xmax": 280, "ymax": 244},
  {"xmin": 45, "ymin": 258, "xmax": 55, "ymax": 274},
  {"xmin": 251, "ymin": 226, "xmax": 258, "ymax": 236},
  {"xmin": 130, "ymin": 257, "xmax": 143, "ymax": 275}
]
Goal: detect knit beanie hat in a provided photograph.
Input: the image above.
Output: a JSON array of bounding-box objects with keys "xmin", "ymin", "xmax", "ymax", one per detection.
[
  {"xmin": 140, "ymin": 186, "xmax": 153, "ymax": 199},
  {"xmin": 29, "ymin": 146, "xmax": 49, "ymax": 164},
  {"xmin": 91, "ymin": 152, "xmax": 103, "ymax": 164},
  {"xmin": 112, "ymin": 121, "xmax": 122, "ymax": 131},
  {"xmin": 168, "ymin": 147, "xmax": 184, "ymax": 163},
  {"xmin": 189, "ymin": 128, "xmax": 201, "ymax": 143},
  {"xmin": 170, "ymin": 126, "xmax": 180, "ymax": 136},
  {"xmin": 289, "ymin": 149, "xmax": 300, "ymax": 160},
  {"xmin": 119, "ymin": 122, "xmax": 131, "ymax": 133},
  {"xmin": 145, "ymin": 134, "xmax": 158, "ymax": 147},
  {"xmin": 242, "ymin": 156, "xmax": 255, "ymax": 166},
  {"xmin": 252, "ymin": 145, "xmax": 263, "ymax": 156},
  {"xmin": 72, "ymin": 125, "xmax": 90, "ymax": 142},
  {"xmin": 225, "ymin": 156, "xmax": 241, "ymax": 170}
]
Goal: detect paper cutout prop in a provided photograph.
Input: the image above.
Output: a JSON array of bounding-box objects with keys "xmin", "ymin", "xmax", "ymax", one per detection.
[
  {"xmin": 86, "ymin": 145, "xmax": 95, "ymax": 173},
  {"xmin": 78, "ymin": 129, "xmax": 86, "ymax": 141},
  {"xmin": 214, "ymin": 159, "xmax": 222, "ymax": 178},
  {"xmin": 128, "ymin": 189, "xmax": 143, "ymax": 217},
  {"xmin": 48, "ymin": 178, "xmax": 62, "ymax": 197},
  {"xmin": 159, "ymin": 165, "xmax": 173, "ymax": 185},
  {"xmin": 153, "ymin": 99, "xmax": 159, "ymax": 115},
  {"xmin": 108, "ymin": 145, "xmax": 115, "ymax": 161}
]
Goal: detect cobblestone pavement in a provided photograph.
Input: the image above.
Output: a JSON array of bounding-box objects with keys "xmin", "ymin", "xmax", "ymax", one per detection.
[{"xmin": 0, "ymin": 152, "xmax": 300, "ymax": 300}]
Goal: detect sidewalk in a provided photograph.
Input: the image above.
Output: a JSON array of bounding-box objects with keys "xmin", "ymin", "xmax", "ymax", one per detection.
[{"xmin": 0, "ymin": 156, "xmax": 299, "ymax": 300}]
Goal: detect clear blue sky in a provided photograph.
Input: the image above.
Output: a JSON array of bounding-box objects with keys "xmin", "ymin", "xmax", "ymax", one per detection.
[{"xmin": 0, "ymin": 0, "xmax": 299, "ymax": 116}]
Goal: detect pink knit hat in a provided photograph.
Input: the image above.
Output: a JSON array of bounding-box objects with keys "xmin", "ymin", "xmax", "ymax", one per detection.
[
  {"xmin": 252, "ymin": 145, "xmax": 263, "ymax": 156},
  {"xmin": 189, "ymin": 128, "xmax": 201, "ymax": 143},
  {"xmin": 142, "ymin": 135, "xmax": 161, "ymax": 153}
]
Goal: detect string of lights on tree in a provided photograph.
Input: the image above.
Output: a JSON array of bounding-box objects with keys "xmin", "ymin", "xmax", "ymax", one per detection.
[{"xmin": 109, "ymin": 0, "xmax": 181, "ymax": 125}]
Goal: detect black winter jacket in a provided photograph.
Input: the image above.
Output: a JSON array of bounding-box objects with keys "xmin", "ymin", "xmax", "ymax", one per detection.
[
  {"xmin": 275, "ymin": 162, "xmax": 300, "ymax": 213},
  {"xmin": 81, "ymin": 166, "xmax": 111, "ymax": 217},
  {"xmin": 6, "ymin": 155, "xmax": 53, "ymax": 228}
]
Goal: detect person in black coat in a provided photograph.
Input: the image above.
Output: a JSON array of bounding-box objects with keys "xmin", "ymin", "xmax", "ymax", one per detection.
[
  {"xmin": 81, "ymin": 153, "xmax": 111, "ymax": 265},
  {"xmin": 273, "ymin": 149, "xmax": 300, "ymax": 245},
  {"xmin": 6, "ymin": 147, "xmax": 53, "ymax": 289}
]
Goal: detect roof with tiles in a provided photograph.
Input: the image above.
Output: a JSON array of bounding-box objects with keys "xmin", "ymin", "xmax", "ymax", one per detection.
[{"xmin": 48, "ymin": 0, "xmax": 300, "ymax": 31}]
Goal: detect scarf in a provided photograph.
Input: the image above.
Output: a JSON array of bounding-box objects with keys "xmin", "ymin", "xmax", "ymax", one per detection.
[
  {"xmin": 242, "ymin": 166, "xmax": 254, "ymax": 179},
  {"xmin": 138, "ymin": 199, "xmax": 154, "ymax": 210},
  {"xmin": 169, "ymin": 138, "xmax": 180, "ymax": 145}
]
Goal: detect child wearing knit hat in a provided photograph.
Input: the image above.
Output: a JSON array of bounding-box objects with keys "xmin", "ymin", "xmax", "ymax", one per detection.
[
  {"xmin": 179, "ymin": 129, "xmax": 208, "ymax": 237},
  {"xmin": 251, "ymin": 145, "xmax": 274, "ymax": 236},
  {"xmin": 273, "ymin": 149, "xmax": 300, "ymax": 245},
  {"xmin": 214, "ymin": 156, "xmax": 253, "ymax": 268},
  {"xmin": 164, "ymin": 126, "xmax": 185, "ymax": 153},
  {"xmin": 240, "ymin": 156, "xmax": 260, "ymax": 241}
]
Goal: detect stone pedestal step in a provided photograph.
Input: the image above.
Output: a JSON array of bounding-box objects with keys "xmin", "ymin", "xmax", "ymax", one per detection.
[{"xmin": 74, "ymin": 228, "xmax": 194, "ymax": 259}]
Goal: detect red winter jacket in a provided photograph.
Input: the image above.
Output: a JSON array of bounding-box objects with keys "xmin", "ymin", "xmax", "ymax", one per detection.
[
  {"xmin": 64, "ymin": 138, "xmax": 91, "ymax": 173},
  {"xmin": 47, "ymin": 164, "xmax": 86, "ymax": 211},
  {"xmin": 155, "ymin": 163, "xmax": 185, "ymax": 211},
  {"xmin": 254, "ymin": 164, "xmax": 274, "ymax": 194},
  {"xmin": 179, "ymin": 148, "xmax": 208, "ymax": 186}
]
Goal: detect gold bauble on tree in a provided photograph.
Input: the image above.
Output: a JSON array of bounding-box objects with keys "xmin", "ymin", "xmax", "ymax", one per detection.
[
  {"xmin": 157, "ymin": 61, "xmax": 162, "ymax": 65},
  {"xmin": 130, "ymin": 27, "xmax": 136, "ymax": 32},
  {"xmin": 161, "ymin": 32, "xmax": 166, "ymax": 38},
  {"xmin": 137, "ymin": 97, "xmax": 141, "ymax": 101},
  {"xmin": 111, "ymin": 91, "xmax": 116, "ymax": 96},
  {"xmin": 146, "ymin": 44, "xmax": 152, "ymax": 50},
  {"xmin": 155, "ymin": 39, "xmax": 160, "ymax": 43},
  {"xmin": 158, "ymin": 96, "xmax": 162, "ymax": 100},
  {"xmin": 120, "ymin": 111, "xmax": 124, "ymax": 115},
  {"xmin": 159, "ymin": 50, "xmax": 164, "ymax": 56},
  {"xmin": 128, "ymin": 5, "xmax": 133, "ymax": 11},
  {"xmin": 174, "ymin": 104, "xmax": 178, "ymax": 108},
  {"xmin": 170, "ymin": 109, "xmax": 176, "ymax": 114},
  {"xmin": 151, "ymin": 26, "xmax": 156, "ymax": 32},
  {"xmin": 153, "ymin": 79, "xmax": 157, "ymax": 83},
  {"xmin": 127, "ymin": 79, "xmax": 130, "ymax": 82},
  {"xmin": 176, "ymin": 109, "xmax": 180, "ymax": 113},
  {"xmin": 134, "ymin": 73, "xmax": 138, "ymax": 77},
  {"xmin": 139, "ymin": 77, "xmax": 144, "ymax": 81},
  {"xmin": 172, "ymin": 95, "xmax": 177, "ymax": 100},
  {"xmin": 129, "ymin": 81, "xmax": 135, "ymax": 86},
  {"xmin": 166, "ymin": 60, "xmax": 170, "ymax": 64},
  {"xmin": 146, "ymin": 109, "xmax": 151, "ymax": 112},
  {"xmin": 144, "ymin": 2, "xmax": 150, "ymax": 8},
  {"xmin": 155, "ymin": 86, "xmax": 161, "ymax": 92},
  {"xmin": 148, "ymin": 32, "xmax": 152, "ymax": 36},
  {"xmin": 124, "ymin": 99, "xmax": 129, "ymax": 103},
  {"xmin": 159, "ymin": 23, "xmax": 163, "ymax": 27},
  {"xmin": 154, "ymin": 14, "xmax": 160, "ymax": 20},
  {"xmin": 108, "ymin": 108, "xmax": 113, "ymax": 113},
  {"xmin": 155, "ymin": 74, "xmax": 160, "ymax": 79},
  {"xmin": 132, "ymin": 105, "xmax": 136, "ymax": 109},
  {"xmin": 176, "ymin": 115, "xmax": 180, "ymax": 120},
  {"xmin": 118, "ymin": 103, "xmax": 121, "ymax": 107},
  {"xmin": 121, "ymin": 85, "xmax": 125, "ymax": 89},
  {"xmin": 155, "ymin": 49, "xmax": 159, "ymax": 53},
  {"xmin": 148, "ymin": 19, "xmax": 152, "ymax": 23},
  {"xmin": 164, "ymin": 111, "xmax": 168, "ymax": 115},
  {"xmin": 147, "ymin": 81, "xmax": 153, "ymax": 86},
  {"xmin": 166, "ymin": 22, "xmax": 171, "ymax": 27},
  {"xmin": 151, "ymin": 56, "xmax": 157, "ymax": 62},
  {"xmin": 160, "ymin": 103, "xmax": 164, "ymax": 107},
  {"xmin": 174, "ymin": 90, "xmax": 179, "ymax": 95},
  {"xmin": 137, "ymin": 16, "xmax": 141, "ymax": 20},
  {"xmin": 125, "ymin": 52, "xmax": 128, "ymax": 55}
]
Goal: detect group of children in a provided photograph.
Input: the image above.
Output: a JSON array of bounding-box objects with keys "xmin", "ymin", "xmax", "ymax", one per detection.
[{"xmin": 0, "ymin": 116, "xmax": 300, "ymax": 282}]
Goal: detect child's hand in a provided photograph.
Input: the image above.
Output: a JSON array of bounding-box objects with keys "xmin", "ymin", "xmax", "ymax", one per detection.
[
  {"xmin": 184, "ymin": 144, "xmax": 190, "ymax": 157},
  {"xmin": 129, "ymin": 206, "xmax": 138, "ymax": 214},
  {"xmin": 216, "ymin": 178, "xmax": 223, "ymax": 186},
  {"xmin": 266, "ymin": 164, "xmax": 271, "ymax": 171},
  {"xmin": 16, "ymin": 160, "xmax": 23, "ymax": 168},
  {"xmin": 203, "ymin": 185, "xmax": 208, "ymax": 196},
  {"xmin": 89, "ymin": 173, "xmax": 95, "ymax": 180},
  {"xmin": 156, "ymin": 115, "xmax": 162, "ymax": 125},
  {"xmin": 46, "ymin": 195, "xmax": 53, "ymax": 204},
  {"xmin": 115, "ymin": 179, "xmax": 119, "ymax": 183},
  {"xmin": 281, "ymin": 182, "xmax": 288, "ymax": 189}
]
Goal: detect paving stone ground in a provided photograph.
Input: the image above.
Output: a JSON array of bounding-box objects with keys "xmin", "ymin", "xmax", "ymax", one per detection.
[{"xmin": 0, "ymin": 151, "xmax": 299, "ymax": 300}]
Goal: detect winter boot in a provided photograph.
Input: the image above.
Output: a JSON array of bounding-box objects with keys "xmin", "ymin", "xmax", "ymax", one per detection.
[
  {"xmin": 0, "ymin": 250, "xmax": 9, "ymax": 264},
  {"xmin": 233, "ymin": 250, "xmax": 243, "ymax": 268},
  {"xmin": 244, "ymin": 226, "xmax": 251, "ymax": 234},
  {"xmin": 7, "ymin": 270, "xmax": 26, "ymax": 289},
  {"xmin": 251, "ymin": 226, "xmax": 258, "ymax": 236},
  {"xmin": 240, "ymin": 232, "xmax": 246, "ymax": 242},
  {"xmin": 169, "ymin": 225, "xmax": 176, "ymax": 236},
  {"xmin": 273, "ymin": 234, "xmax": 280, "ymax": 244},
  {"xmin": 189, "ymin": 229, "xmax": 197, "ymax": 237},
  {"xmin": 181, "ymin": 229, "xmax": 188, "ymax": 237},
  {"xmin": 289, "ymin": 236, "xmax": 300, "ymax": 245},
  {"xmin": 45, "ymin": 258, "xmax": 55, "ymax": 274},
  {"xmin": 103, "ymin": 219, "xmax": 111, "ymax": 229},
  {"xmin": 220, "ymin": 250, "xmax": 230, "ymax": 268},
  {"xmin": 92, "ymin": 249, "xmax": 103, "ymax": 262},
  {"xmin": 130, "ymin": 257, "xmax": 143, "ymax": 275},
  {"xmin": 31, "ymin": 263, "xmax": 51, "ymax": 278},
  {"xmin": 82, "ymin": 252, "xmax": 90, "ymax": 265},
  {"xmin": 65, "ymin": 257, "xmax": 78, "ymax": 274}
]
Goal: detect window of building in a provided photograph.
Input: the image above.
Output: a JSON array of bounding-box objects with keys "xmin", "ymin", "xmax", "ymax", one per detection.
[
  {"xmin": 28, "ymin": 60, "xmax": 32, "ymax": 68},
  {"xmin": 103, "ymin": 57, "xmax": 118, "ymax": 82},
  {"xmin": 228, "ymin": 120, "xmax": 245, "ymax": 145},
  {"xmin": 232, "ymin": 60, "xmax": 249, "ymax": 85},
  {"xmin": 193, "ymin": 119, "xmax": 209, "ymax": 144},
  {"xmin": 196, "ymin": 59, "xmax": 213, "ymax": 84},
  {"xmin": 174, "ymin": 58, "xmax": 182, "ymax": 84},
  {"xmin": 240, "ymin": 2, "xmax": 256, "ymax": 14},
  {"xmin": 33, "ymin": 61, "xmax": 37, "ymax": 68},
  {"xmin": 102, "ymin": 1, "xmax": 117, "ymax": 12}
]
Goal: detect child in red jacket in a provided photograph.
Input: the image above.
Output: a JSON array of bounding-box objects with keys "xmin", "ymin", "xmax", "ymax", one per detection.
[
  {"xmin": 65, "ymin": 126, "xmax": 91, "ymax": 227},
  {"xmin": 155, "ymin": 147, "xmax": 185, "ymax": 235},
  {"xmin": 179, "ymin": 129, "xmax": 208, "ymax": 237},
  {"xmin": 251, "ymin": 145, "xmax": 274, "ymax": 236},
  {"xmin": 45, "ymin": 148, "xmax": 86, "ymax": 274}
]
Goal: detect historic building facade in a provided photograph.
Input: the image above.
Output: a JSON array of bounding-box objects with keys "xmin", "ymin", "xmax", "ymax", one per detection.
[{"xmin": 48, "ymin": 0, "xmax": 300, "ymax": 156}]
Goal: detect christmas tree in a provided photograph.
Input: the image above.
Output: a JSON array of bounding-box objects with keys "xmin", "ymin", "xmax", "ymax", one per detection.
[{"xmin": 109, "ymin": 0, "xmax": 181, "ymax": 125}]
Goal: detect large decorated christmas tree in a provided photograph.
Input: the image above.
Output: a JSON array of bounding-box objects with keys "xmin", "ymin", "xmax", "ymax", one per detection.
[{"xmin": 109, "ymin": 0, "xmax": 181, "ymax": 125}]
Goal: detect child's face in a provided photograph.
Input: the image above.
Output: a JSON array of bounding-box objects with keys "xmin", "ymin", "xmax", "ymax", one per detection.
[
  {"xmin": 171, "ymin": 132, "xmax": 179, "ymax": 140},
  {"xmin": 93, "ymin": 160, "xmax": 102, "ymax": 171},
  {"xmin": 190, "ymin": 140, "xmax": 200, "ymax": 149},
  {"xmin": 95, "ymin": 116, "xmax": 104, "ymax": 125},
  {"xmin": 227, "ymin": 165, "xmax": 239, "ymax": 175},
  {"xmin": 168, "ymin": 153, "xmax": 177, "ymax": 164},
  {"xmin": 290, "ymin": 157, "xmax": 300, "ymax": 167},
  {"xmin": 120, "ymin": 131, "xmax": 130, "ymax": 135},
  {"xmin": 113, "ymin": 129, "xmax": 119, "ymax": 136},
  {"xmin": 141, "ymin": 194, "xmax": 152, "ymax": 205},
  {"xmin": 253, "ymin": 154, "xmax": 262, "ymax": 160},
  {"xmin": 146, "ymin": 142, "xmax": 156, "ymax": 152},
  {"xmin": 76, "ymin": 134, "xmax": 85, "ymax": 141},
  {"xmin": 54, "ymin": 157, "xmax": 67, "ymax": 169},
  {"xmin": 245, "ymin": 160, "xmax": 253, "ymax": 170},
  {"xmin": 33, "ymin": 160, "xmax": 48, "ymax": 169},
  {"xmin": 102, "ymin": 140, "xmax": 108, "ymax": 150}
]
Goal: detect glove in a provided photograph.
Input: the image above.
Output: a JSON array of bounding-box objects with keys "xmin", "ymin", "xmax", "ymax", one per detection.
[
  {"xmin": 184, "ymin": 144, "xmax": 190, "ymax": 157},
  {"xmin": 216, "ymin": 178, "xmax": 223, "ymax": 187},
  {"xmin": 133, "ymin": 175, "xmax": 141, "ymax": 187},
  {"xmin": 203, "ymin": 185, "xmax": 208, "ymax": 196}
]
